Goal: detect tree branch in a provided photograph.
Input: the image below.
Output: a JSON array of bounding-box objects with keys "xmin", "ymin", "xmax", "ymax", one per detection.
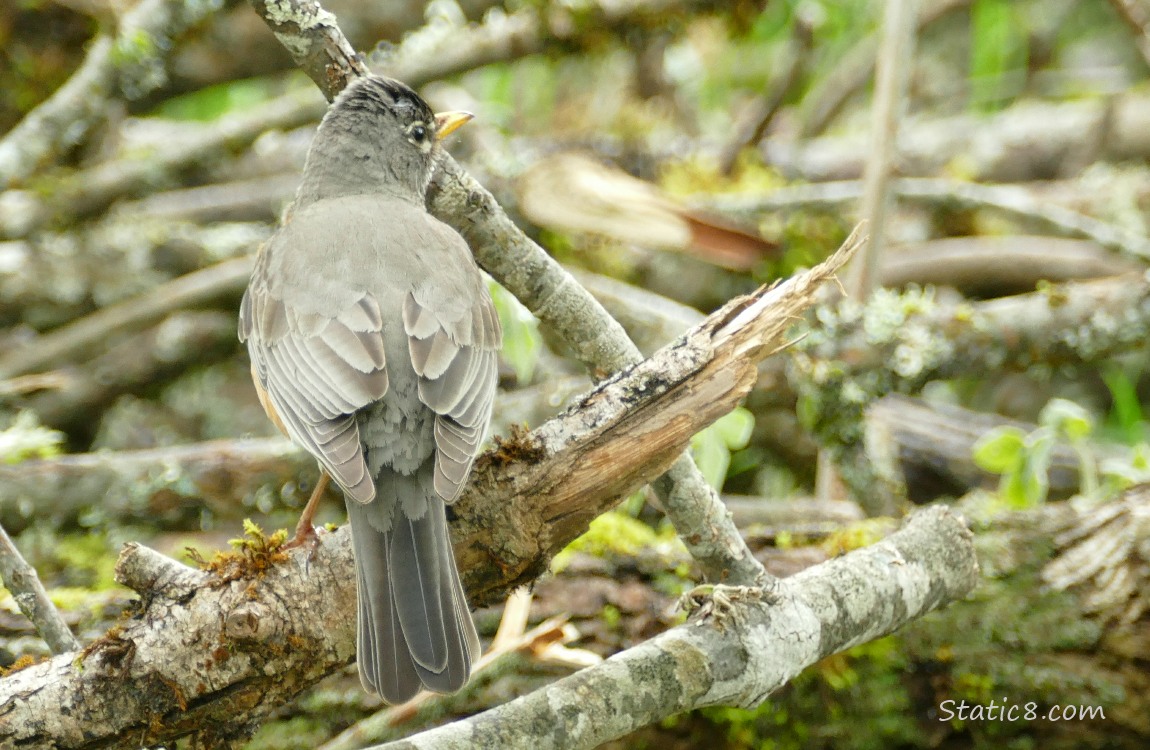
[
  {"xmin": 0, "ymin": 234, "xmax": 857, "ymax": 748},
  {"xmin": 0, "ymin": 522, "xmax": 79, "ymax": 654},
  {"xmin": 0, "ymin": 258, "xmax": 251, "ymax": 380},
  {"xmin": 371, "ymin": 506, "xmax": 978, "ymax": 750},
  {"xmin": 0, "ymin": 0, "xmax": 225, "ymax": 189},
  {"xmin": 707, "ymin": 176, "xmax": 1150, "ymax": 260}
]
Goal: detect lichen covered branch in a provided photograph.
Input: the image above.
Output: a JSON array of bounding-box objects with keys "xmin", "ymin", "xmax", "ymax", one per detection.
[{"xmin": 371, "ymin": 506, "xmax": 978, "ymax": 750}]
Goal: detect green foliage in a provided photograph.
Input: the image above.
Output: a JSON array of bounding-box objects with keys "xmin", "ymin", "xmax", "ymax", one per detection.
[
  {"xmin": 973, "ymin": 424, "xmax": 1050, "ymax": 508},
  {"xmin": 1102, "ymin": 366, "xmax": 1148, "ymax": 444},
  {"xmin": 969, "ymin": 398, "xmax": 1150, "ymax": 507},
  {"xmin": 42, "ymin": 534, "xmax": 119, "ymax": 591},
  {"xmin": 489, "ymin": 281, "xmax": 542, "ymax": 384},
  {"xmin": 691, "ymin": 407, "xmax": 755, "ymax": 490},
  {"xmin": 152, "ymin": 76, "xmax": 286, "ymax": 121},
  {"xmin": 551, "ymin": 510, "xmax": 684, "ymax": 572},
  {"xmin": 0, "ymin": 411, "xmax": 65, "ymax": 464},
  {"xmin": 969, "ymin": 0, "xmax": 1029, "ymax": 110}
]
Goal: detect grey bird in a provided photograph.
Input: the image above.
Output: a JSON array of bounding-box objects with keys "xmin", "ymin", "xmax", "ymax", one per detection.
[{"xmin": 238, "ymin": 75, "xmax": 501, "ymax": 702}]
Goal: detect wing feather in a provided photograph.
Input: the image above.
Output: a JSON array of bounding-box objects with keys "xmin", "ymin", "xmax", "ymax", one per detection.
[
  {"xmin": 403, "ymin": 291, "xmax": 502, "ymax": 504},
  {"xmin": 244, "ymin": 286, "xmax": 389, "ymax": 503}
]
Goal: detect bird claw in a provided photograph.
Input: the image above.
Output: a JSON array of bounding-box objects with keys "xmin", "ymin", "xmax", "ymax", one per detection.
[
  {"xmin": 283, "ymin": 523, "xmax": 323, "ymax": 564},
  {"xmin": 677, "ymin": 583, "xmax": 778, "ymax": 631}
]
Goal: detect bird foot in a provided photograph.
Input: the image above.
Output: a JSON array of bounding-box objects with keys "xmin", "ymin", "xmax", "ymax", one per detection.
[
  {"xmin": 678, "ymin": 583, "xmax": 778, "ymax": 631},
  {"xmin": 282, "ymin": 521, "xmax": 323, "ymax": 562}
]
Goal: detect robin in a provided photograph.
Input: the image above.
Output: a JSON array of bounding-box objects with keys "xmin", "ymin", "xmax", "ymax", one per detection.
[{"xmin": 238, "ymin": 75, "xmax": 502, "ymax": 703}]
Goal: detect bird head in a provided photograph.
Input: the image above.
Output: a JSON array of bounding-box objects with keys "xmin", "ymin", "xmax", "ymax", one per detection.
[{"xmin": 298, "ymin": 75, "xmax": 473, "ymax": 204}]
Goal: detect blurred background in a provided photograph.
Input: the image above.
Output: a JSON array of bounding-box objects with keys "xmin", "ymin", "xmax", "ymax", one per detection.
[{"xmin": 4, "ymin": 0, "xmax": 1150, "ymax": 747}]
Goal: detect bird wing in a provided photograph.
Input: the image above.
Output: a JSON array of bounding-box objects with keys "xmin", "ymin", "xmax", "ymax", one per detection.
[
  {"xmin": 403, "ymin": 282, "xmax": 502, "ymax": 504},
  {"xmin": 240, "ymin": 258, "xmax": 389, "ymax": 503}
]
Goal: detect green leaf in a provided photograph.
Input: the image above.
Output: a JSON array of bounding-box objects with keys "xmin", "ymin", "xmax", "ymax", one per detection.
[
  {"xmin": 1103, "ymin": 367, "xmax": 1144, "ymax": 444},
  {"xmin": 1039, "ymin": 398, "xmax": 1094, "ymax": 441},
  {"xmin": 489, "ymin": 281, "xmax": 542, "ymax": 384},
  {"xmin": 969, "ymin": 0, "xmax": 1028, "ymax": 111},
  {"xmin": 713, "ymin": 407, "xmax": 755, "ymax": 450},
  {"xmin": 972, "ymin": 426, "xmax": 1026, "ymax": 474},
  {"xmin": 691, "ymin": 426, "xmax": 730, "ymax": 491}
]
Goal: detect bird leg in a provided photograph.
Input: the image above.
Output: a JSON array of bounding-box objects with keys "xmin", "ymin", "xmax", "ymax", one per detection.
[{"xmin": 284, "ymin": 470, "xmax": 330, "ymax": 554}]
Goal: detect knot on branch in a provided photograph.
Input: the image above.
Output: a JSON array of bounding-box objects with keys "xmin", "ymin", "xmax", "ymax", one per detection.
[{"xmin": 225, "ymin": 601, "xmax": 279, "ymax": 642}]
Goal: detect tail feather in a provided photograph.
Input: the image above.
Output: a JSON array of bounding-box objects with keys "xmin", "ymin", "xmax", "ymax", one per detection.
[
  {"xmin": 346, "ymin": 464, "xmax": 479, "ymax": 703},
  {"xmin": 390, "ymin": 504, "xmax": 448, "ymax": 672}
]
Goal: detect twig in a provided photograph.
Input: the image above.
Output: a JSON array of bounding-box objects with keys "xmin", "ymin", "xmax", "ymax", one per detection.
[
  {"xmin": 0, "ymin": 257, "xmax": 251, "ymax": 380},
  {"xmin": 705, "ymin": 177, "xmax": 1150, "ymax": 260},
  {"xmin": 829, "ymin": 0, "xmax": 918, "ymax": 508},
  {"xmin": 849, "ymin": 0, "xmax": 918, "ymax": 297},
  {"xmin": 0, "ymin": 522, "xmax": 79, "ymax": 654},
  {"xmin": 431, "ymin": 154, "xmax": 768, "ymax": 585},
  {"xmin": 0, "ymin": 0, "xmax": 224, "ymax": 189},
  {"xmin": 368, "ymin": 506, "xmax": 978, "ymax": 750},
  {"xmin": 0, "ymin": 371, "xmax": 71, "ymax": 397},
  {"xmin": 717, "ymin": 9, "xmax": 815, "ymax": 175},
  {"xmin": 0, "ymin": 437, "xmax": 311, "ymax": 535}
]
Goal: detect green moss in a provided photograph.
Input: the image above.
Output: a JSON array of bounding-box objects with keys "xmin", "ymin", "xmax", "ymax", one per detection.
[
  {"xmin": 820, "ymin": 518, "xmax": 899, "ymax": 557},
  {"xmin": 51, "ymin": 536, "xmax": 119, "ymax": 591},
  {"xmin": 245, "ymin": 716, "xmax": 333, "ymax": 750},
  {"xmin": 0, "ymin": 411, "xmax": 65, "ymax": 464},
  {"xmin": 552, "ymin": 510, "xmax": 684, "ymax": 572}
]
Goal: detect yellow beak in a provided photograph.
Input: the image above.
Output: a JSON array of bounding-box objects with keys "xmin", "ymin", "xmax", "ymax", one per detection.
[{"xmin": 434, "ymin": 111, "xmax": 474, "ymax": 140}]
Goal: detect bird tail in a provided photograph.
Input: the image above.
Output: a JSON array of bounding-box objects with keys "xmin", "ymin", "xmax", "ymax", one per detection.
[{"xmin": 345, "ymin": 463, "xmax": 480, "ymax": 703}]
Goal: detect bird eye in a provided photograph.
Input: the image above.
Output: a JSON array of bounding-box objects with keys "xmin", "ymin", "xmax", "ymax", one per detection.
[{"xmin": 410, "ymin": 124, "xmax": 427, "ymax": 143}]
